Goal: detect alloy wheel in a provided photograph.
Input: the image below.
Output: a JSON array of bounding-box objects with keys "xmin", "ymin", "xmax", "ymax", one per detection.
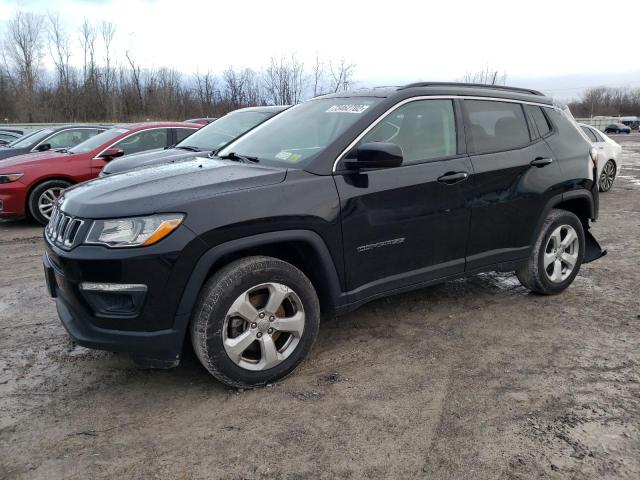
[
  {"xmin": 222, "ymin": 282, "xmax": 305, "ymax": 371},
  {"xmin": 599, "ymin": 161, "xmax": 616, "ymax": 192},
  {"xmin": 543, "ymin": 224, "xmax": 579, "ymax": 283},
  {"xmin": 38, "ymin": 187, "xmax": 65, "ymax": 221}
]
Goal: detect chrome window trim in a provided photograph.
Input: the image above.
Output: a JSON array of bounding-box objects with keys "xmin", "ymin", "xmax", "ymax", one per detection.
[
  {"xmin": 92, "ymin": 126, "xmax": 174, "ymax": 160},
  {"xmin": 30, "ymin": 127, "xmax": 106, "ymax": 152},
  {"xmin": 331, "ymin": 95, "xmax": 560, "ymax": 173}
]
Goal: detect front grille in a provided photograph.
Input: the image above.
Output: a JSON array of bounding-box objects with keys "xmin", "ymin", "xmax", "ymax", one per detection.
[{"xmin": 45, "ymin": 206, "xmax": 86, "ymax": 250}]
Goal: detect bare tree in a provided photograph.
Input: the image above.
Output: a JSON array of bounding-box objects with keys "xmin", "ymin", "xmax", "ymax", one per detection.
[
  {"xmin": 194, "ymin": 70, "xmax": 218, "ymax": 115},
  {"xmin": 47, "ymin": 13, "xmax": 75, "ymax": 119},
  {"xmin": 2, "ymin": 11, "xmax": 45, "ymax": 122},
  {"xmin": 328, "ymin": 59, "xmax": 356, "ymax": 93},
  {"xmin": 264, "ymin": 54, "xmax": 305, "ymax": 105},
  {"xmin": 463, "ymin": 66, "xmax": 507, "ymax": 85},
  {"xmin": 100, "ymin": 21, "xmax": 117, "ymax": 119},
  {"xmin": 125, "ymin": 50, "xmax": 144, "ymax": 113},
  {"xmin": 311, "ymin": 53, "xmax": 325, "ymax": 97}
]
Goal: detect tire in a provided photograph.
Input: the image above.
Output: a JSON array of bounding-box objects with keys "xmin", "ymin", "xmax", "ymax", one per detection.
[
  {"xmin": 28, "ymin": 179, "xmax": 71, "ymax": 225},
  {"xmin": 599, "ymin": 160, "xmax": 617, "ymax": 192},
  {"xmin": 190, "ymin": 256, "xmax": 320, "ymax": 388},
  {"xmin": 516, "ymin": 209, "xmax": 585, "ymax": 295}
]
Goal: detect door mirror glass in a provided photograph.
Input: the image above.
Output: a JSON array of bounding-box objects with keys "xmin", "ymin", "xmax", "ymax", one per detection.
[
  {"xmin": 99, "ymin": 147, "xmax": 125, "ymax": 160},
  {"xmin": 344, "ymin": 142, "xmax": 403, "ymax": 170},
  {"xmin": 36, "ymin": 143, "xmax": 51, "ymax": 152}
]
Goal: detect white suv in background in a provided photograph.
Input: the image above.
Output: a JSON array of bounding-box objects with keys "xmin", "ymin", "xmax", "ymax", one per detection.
[{"xmin": 579, "ymin": 124, "xmax": 622, "ymax": 192}]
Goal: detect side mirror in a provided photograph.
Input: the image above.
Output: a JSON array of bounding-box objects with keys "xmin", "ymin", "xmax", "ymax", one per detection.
[
  {"xmin": 36, "ymin": 143, "xmax": 51, "ymax": 152},
  {"xmin": 343, "ymin": 142, "xmax": 403, "ymax": 170},
  {"xmin": 99, "ymin": 147, "xmax": 124, "ymax": 160}
]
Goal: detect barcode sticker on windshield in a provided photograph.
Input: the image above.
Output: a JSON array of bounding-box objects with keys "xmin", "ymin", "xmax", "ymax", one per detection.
[{"xmin": 326, "ymin": 104, "xmax": 370, "ymax": 114}]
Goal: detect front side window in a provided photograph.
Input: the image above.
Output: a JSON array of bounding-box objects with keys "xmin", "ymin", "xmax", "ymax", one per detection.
[
  {"xmin": 113, "ymin": 129, "xmax": 168, "ymax": 156},
  {"xmin": 360, "ymin": 99, "xmax": 456, "ymax": 164},
  {"xmin": 45, "ymin": 128, "xmax": 104, "ymax": 149},
  {"xmin": 465, "ymin": 100, "xmax": 530, "ymax": 154},
  {"xmin": 218, "ymin": 97, "xmax": 382, "ymax": 167}
]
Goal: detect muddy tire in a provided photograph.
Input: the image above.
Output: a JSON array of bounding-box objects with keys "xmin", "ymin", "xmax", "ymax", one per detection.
[
  {"xmin": 190, "ymin": 256, "xmax": 320, "ymax": 388},
  {"xmin": 28, "ymin": 179, "xmax": 71, "ymax": 225},
  {"xmin": 516, "ymin": 209, "xmax": 585, "ymax": 295}
]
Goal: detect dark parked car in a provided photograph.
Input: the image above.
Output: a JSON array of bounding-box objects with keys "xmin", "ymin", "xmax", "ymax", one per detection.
[
  {"xmin": 101, "ymin": 106, "xmax": 288, "ymax": 176},
  {"xmin": 43, "ymin": 83, "xmax": 605, "ymax": 387},
  {"xmin": 0, "ymin": 130, "xmax": 22, "ymax": 146},
  {"xmin": 604, "ymin": 123, "xmax": 631, "ymax": 134},
  {"xmin": 0, "ymin": 125, "xmax": 106, "ymax": 161}
]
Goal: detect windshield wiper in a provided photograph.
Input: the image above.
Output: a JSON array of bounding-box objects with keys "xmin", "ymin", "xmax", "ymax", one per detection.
[
  {"xmin": 217, "ymin": 152, "xmax": 259, "ymax": 163},
  {"xmin": 176, "ymin": 145, "xmax": 201, "ymax": 152}
]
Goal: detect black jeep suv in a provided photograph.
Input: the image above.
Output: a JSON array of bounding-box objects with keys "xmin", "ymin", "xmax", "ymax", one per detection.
[{"xmin": 43, "ymin": 83, "xmax": 605, "ymax": 387}]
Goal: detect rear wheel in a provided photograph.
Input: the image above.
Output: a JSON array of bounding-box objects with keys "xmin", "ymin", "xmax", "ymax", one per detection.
[
  {"xmin": 28, "ymin": 180, "xmax": 71, "ymax": 225},
  {"xmin": 599, "ymin": 160, "xmax": 617, "ymax": 192},
  {"xmin": 516, "ymin": 209, "xmax": 585, "ymax": 295},
  {"xmin": 190, "ymin": 256, "xmax": 320, "ymax": 388}
]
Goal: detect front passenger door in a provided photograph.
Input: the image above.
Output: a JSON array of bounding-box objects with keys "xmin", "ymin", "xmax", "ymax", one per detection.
[{"xmin": 335, "ymin": 99, "xmax": 473, "ymax": 301}]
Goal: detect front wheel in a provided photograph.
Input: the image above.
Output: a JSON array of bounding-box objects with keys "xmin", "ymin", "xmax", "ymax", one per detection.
[
  {"xmin": 28, "ymin": 180, "xmax": 71, "ymax": 225},
  {"xmin": 599, "ymin": 160, "xmax": 617, "ymax": 192},
  {"xmin": 516, "ymin": 209, "xmax": 585, "ymax": 295},
  {"xmin": 190, "ymin": 256, "xmax": 320, "ymax": 388}
]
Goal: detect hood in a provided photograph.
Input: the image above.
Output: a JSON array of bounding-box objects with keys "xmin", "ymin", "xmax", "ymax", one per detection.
[
  {"xmin": 0, "ymin": 146, "xmax": 31, "ymax": 162},
  {"xmin": 0, "ymin": 150, "xmax": 67, "ymax": 170},
  {"xmin": 101, "ymin": 148, "xmax": 198, "ymax": 176},
  {"xmin": 59, "ymin": 157, "xmax": 287, "ymax": 219}
]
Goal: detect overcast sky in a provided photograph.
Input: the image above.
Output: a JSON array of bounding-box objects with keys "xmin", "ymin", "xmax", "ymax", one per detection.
[{"xmin": 1, "ymin": 0, "xmax": 639, "ymax": 99}]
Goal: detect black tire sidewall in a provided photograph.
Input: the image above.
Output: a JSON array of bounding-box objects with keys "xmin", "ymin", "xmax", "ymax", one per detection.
[
  {"xmin": 28, "ymin": 180, "xmax": 71, "ymax": 225},
  {"xmin": 193, "ymin": 257, "xmax": 320, "ymax": 387},
  {"xmin": 535, "ymin": 212, "xmax": 585, "ymax": 294}
]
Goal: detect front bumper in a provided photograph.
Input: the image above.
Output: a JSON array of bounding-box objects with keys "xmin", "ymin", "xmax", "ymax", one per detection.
[
  {"xmin": 0, "ymin": 181, "xmax": 27, "ymax": 217},
  {"xmin": 43, "ymin": 225, "xmax": 207, "ymax": 362}
]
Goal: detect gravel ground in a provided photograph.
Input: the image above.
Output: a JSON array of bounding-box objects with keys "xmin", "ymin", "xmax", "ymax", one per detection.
[{"xmin": 1, "ymin": 137, "xmax": 639, "ymax": 480}]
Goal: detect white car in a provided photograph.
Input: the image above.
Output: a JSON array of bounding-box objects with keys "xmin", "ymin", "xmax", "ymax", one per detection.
[{"xmin": 579, "ymin": 124, "xmax": 622, "ymax": 192}]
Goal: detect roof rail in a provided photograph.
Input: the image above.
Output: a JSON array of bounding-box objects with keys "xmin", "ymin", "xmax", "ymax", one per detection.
[{"xmin": 400, "ymin": 82, "xmax": 545, "ymax": 96}]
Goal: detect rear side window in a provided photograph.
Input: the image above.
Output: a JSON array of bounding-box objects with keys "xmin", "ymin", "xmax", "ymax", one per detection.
[
  {"xmin": 526, "ymin": 106, "xmax": 552, "ymax": 138},
  {"xmin": 580, "ymin": 126, "xmax": 599, "ymax": 143},
  {"xmin": 360, "ymin": 99, "xmax": 456, "ymax": 164},
  {"xmin": 465, "ymin": 100, "xmax": 530, "ymax": 154}
]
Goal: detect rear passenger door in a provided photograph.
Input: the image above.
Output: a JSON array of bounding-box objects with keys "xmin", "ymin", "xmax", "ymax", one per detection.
[
  {"xmin": 336, "ymin": 99, "xmax": 473, "ymax": 299},
  {"xmin": 463, "ymin": 99, "xmax": 562, "ymax": 271}
]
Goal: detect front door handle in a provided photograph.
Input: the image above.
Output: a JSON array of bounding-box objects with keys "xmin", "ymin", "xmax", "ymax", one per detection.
[
  {"xmin": 437, "ymin": 171, "xmax": 469, "ymax": 184},
  {"xmin": 530, "ymin": 157, "xmax": 553, "ymax": 168}
]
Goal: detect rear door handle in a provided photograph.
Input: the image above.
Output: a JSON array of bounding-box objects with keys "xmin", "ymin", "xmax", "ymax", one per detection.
[
  {"xmin": 530, "ymin": 157, "xmax": 553, "ymax": 168},
  {"xmin": 437, "ymin": 171, "xmax": 469, "ymax": 184}
]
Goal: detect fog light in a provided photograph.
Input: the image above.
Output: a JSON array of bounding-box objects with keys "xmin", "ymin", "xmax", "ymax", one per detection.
[{"xmin": 79, "ymin": 282, "xmax": 147, "ymax": 318}]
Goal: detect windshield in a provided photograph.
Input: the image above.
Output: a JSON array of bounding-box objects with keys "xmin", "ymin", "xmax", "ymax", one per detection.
[
  {"xmin": 9, "ymin": 128, "xmax": 52, "ymax": 148},
  {"xmin": 179, "ymin": 111, "xmax": 274, "ymax": 151},
  {"xmin": 69, "ymin": 127, "xmax": 128, "ymax": 154},
  {"xmin": 217, "ymin": 97, "xmax": 382, "ymax": 167}
]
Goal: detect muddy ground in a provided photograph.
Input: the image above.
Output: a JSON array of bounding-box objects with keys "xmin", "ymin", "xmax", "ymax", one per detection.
[{"xmin": 1, "ymin": 137, "xmax": 639, "ymax": 480}]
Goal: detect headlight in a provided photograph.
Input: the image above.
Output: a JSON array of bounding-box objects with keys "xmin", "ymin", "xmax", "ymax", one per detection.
[
  {"xmin": 85, "ymin": 214, "xmax": 184, "ymax": 248},
  {"xmin": 0, "ymin": 173, "xmax": 24, "ymax": 184}
]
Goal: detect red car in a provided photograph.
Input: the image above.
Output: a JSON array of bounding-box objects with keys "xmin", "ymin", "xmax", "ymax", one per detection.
[{"xmin": 0, "ymin": 122, "xmax": 200, "ymax": 224}]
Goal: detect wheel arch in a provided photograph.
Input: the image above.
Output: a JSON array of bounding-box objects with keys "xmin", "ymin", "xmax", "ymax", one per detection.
[
  {"xmin": 25, "ymin": 176, "xmax": 76, "ymax": 218},
  {"xmin": 175, "ymin": 230, "xmax": 344, "ymax": 324},
  {"xmin": 530, "ymin": 191, "xmax": 595, "ymax": 247}
]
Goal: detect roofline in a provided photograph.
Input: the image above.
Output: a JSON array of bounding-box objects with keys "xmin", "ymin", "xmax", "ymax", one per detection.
[{"xmin": 400, "ymin": 82, "xmax": 544, "ymax": 96}]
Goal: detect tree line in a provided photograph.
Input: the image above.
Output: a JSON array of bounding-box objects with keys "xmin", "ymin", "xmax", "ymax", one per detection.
[
  {"xmin": 568, "ymin": 86, "xmax": 640, "ymax": 118},
  {"xmin": 0, "ymin": 11, "xmax": 356, "ymax": 123}
]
